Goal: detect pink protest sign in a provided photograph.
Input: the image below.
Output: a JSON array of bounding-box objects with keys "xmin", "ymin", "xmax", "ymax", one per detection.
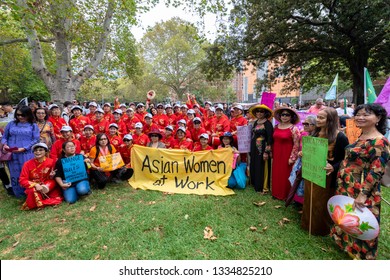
[{"xmin": 261, "ymin": 92, "xmax": 277, "ymax": 109}]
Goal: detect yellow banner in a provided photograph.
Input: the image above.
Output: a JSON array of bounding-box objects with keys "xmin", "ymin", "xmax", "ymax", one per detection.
[
  {"xmin": 99, "ymin": 153, "xmax": 125, "ymax": 172},
  {"xmin": 129, "ymin": 145, "xmax": 235, "ymax": 196}
]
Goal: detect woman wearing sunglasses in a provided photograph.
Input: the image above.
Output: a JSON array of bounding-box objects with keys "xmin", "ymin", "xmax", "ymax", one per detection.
[
  {"xmin": 1, "ymin": 105, "xmax": 40, "ymax": 197},
  {"xmin": 19, "ymin": 143, "xmax": 63, "ymax": 209},
  {"xmin": 272, "ymin": 107, "xmax": 301, "ymax": 201}
]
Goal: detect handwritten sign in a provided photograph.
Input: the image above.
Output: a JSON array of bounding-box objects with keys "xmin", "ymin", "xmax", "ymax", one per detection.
[
  {"xmin": 61, "ymin": 155, "xmax": 88, "ymax": 183},
  {"xmin": 261, "ymin": 92, "xmax": 276, "ymax": 109},
  {"xmin": 345, "ymin": 119, "xmax": 361, "ymax": 144},
  {"xmin": 302, "ymin": 136, "xmax": 328, "ymax": 188},
  {"xmin": 129, "ymin": 145, "xmax": 235, "ymax": 196},
  {"xmin": 237, "ymin": 125, "xmax": 252, "ymax": 153},
  {"xmin": 99, "ymin": 153, "xmax": 125, "ymax": 172}
]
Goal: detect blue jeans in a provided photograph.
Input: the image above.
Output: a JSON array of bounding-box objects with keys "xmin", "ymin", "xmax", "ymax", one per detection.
[{"xmin": 63, "ymin": 180, "xmax": 90, "ymax": 204}]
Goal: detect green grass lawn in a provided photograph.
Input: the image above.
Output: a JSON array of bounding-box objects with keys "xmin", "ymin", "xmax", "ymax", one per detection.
[{"xmin": 0, "ymin": 182, "xmax": 389, "ymax": 260}]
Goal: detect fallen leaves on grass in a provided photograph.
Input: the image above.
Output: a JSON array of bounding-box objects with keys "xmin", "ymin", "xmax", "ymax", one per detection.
[
  {"xmin": 163, "ymin": 192, "xmax": 174, "ymax": 195},
  {"xmin": 184, "ymin": 214, "xmax": 189, "ymax": 220},
  {"xmin": 278, "ymin": 217, "xmax": 291, "ymax": 226},
  {"xmin": 262, "ymin": 226, "xmax": 268, "ymax": 232},
  {"xmin": 94, "ymin": 254, "xmax": 100, "ymax": 260},
  {"xmin": 253, "ymin": 201, "xmax": 266, "ymax": 207},
  {"xmin": 249, "ymin": 226, "xmax": 257, "ymax": 232},
  {"xmin": 103, "ymin": 245, "xmax": 108, "ymax": 250},
  {"xmin": 12, "ymin": 241, "xmax": 19, "ymax": 248},
  {"xmin": 89, "ymin": 204, "xmax": 97, "ymax": 212},
  {"xmin": 147, "ymin": 201, "xmax": 156, "ymax": 205},
  {"xmin": 274, "ymin": 205, "xmax": 282, "ymax": 209},
  {"xmin": 203, "ymin": 226, "xmax": 217, "ymax": 241}
]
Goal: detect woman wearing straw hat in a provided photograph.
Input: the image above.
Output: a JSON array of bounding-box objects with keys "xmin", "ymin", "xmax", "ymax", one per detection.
[
  {"xmin": 147, "ymin": 129, "xmax": 166, "ymax": 148},
  {"xmin": 248, "ymin": 104, "xmax": 274, "ymax": 194},
  {"xmin": 272, "ymin": 107, "xmax": 301, "ymax": 200}
]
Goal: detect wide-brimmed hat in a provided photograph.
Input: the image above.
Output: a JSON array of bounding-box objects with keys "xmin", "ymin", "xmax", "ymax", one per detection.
[
  {"xmin": 219, "ymin": 131, "xmax": 234, "ymax": 143},
  {"xmin": 273, "ymin": 107, "xmax": 300, "ymax": 124},
  {"xmin": 248, "ymin": 104, "xmax": 273, "ymax": 118},
  {"xmin": 148, "ymin": 129, "xmax": 163, "ymax": 139}
]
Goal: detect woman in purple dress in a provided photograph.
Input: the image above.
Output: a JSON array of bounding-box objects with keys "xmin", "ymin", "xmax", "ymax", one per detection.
[{"xmin": 1, "ymin": 106, "xmax": 40, "ymax": 198}]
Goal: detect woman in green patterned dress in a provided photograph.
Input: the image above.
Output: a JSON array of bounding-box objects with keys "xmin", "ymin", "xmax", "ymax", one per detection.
[{"xmin": 331, "ymin": 103, "xmax": 390, "ymax": 259}]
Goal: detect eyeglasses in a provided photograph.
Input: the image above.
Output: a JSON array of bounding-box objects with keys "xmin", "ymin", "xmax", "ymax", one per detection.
[
  {"xmin": 256, "ymin": 110, "xmax": 265, "ymax": 113},
  {"xmin": 194, "ymin": 121, "xmax": 201, "ymax": 124},
  {"xmin": 302, "ymin": 122, "xmax": 314, "ymax": 126},
  {"xmin": 99, "ymin": 138, "xmax": 108, "ymax": 141},
  {"xmin": 123, "ymin": 139, "xmax": 131, "ymax": 142},
  {"xmin": 281, "ymin": 113, "xmax": 291, "ymax": 117}
]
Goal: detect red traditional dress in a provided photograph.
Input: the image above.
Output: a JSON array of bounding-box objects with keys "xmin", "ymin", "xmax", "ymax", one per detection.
[
  {"xmin": 48, "ymin": 116, "xmax": 67, "ymax": 140},
  {"xmin": 161, "ymin": 135, "xmax": 175, "ymax": 149},
  {"xmin": 119, "ymin": 144, "xmax": 133, "ymax": 167},
  {"xmin": 230, "ymin": 115, "xmax": 248, "ymax": 134},
  {"xmin": 108, "ymin": 134, "xmax": 123, "ymax": 150},
  {"xmin": 203, "ymin": 115, "xmax": 215, "ymax": 134},
  {"xmin": 135, "ymin": 111, "xmax": 147, "ymax": 125},
  {"xmin": 172, "ymin": 138, "xmax": 193, "ymax": 150},
  {"xmin": 211, "ymin": 115, "xmax": 230, "ymax": 147},
  {"xmin": 69, "ymin": 115, "xmax": 90, "ymax": 139},
  {"xmin": 154, "ymin": 113, "xmax": 170, "ymax": 130},
  {"xmin": 50, "ymin": 138, "xmax": 82, "ymax": 162},
  {"xmin": 193, "ymin": 145, "xmax": 213, "ymax": 152},
  {"xmin": 92, "ymin": 118, "xmax": 109, "ymax": 134},
  {"xmin": 132, "ymin": 133, "xmax": 150, "ymax": 146},
  {"xmin": 166, "ymin": 113, "xmax": 177, "ymax": 128},
  {"xmin": 103, "ymin": 112, "xmax": 114, "ymax": 123},
  {"xmin": 113, "ymin": 119, "xmax": 128, "ymax": 136},
  {"xmin": 19, "ymin": 157, "xmax": 63, "ymax": 210},
  {"xmin": 79, "ymin": 135, "xmax": 97, "ymax": 156},
  {"xmin": 125, "ymin": 115, "xmax": 141, "ymax": 135},
  {"xmin": 143, "ymin": 123, "xmax": 159, "ymax": 135},
  {"xmin": 86, "ymin": 112, "xmax": 97, "ymax": 123},
  {"xmin": 271, "ymin": 125, "xmax": 300, "ymax": 200}
]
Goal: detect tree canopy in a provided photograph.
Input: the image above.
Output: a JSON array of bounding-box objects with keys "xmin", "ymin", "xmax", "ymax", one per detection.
[{"xmin": 206, "ymin": 0, "xmax": 390, "ymax": 104}]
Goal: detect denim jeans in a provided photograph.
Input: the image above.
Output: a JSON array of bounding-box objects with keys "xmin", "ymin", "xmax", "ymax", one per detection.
[{"xmin": 63, "ymin": 180, "xmax": 90, "ymax": 204}]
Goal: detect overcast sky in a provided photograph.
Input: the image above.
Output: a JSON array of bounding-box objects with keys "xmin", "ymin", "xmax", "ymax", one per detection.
[{"xmin": 131, "ymin": 2, "xmax": 219, "ymax": 42}]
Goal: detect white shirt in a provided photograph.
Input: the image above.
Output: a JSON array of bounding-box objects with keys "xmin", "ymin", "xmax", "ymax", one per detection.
[{"xmin": 336, "ymin": 107, "xmax": 354, "ymax": 117}]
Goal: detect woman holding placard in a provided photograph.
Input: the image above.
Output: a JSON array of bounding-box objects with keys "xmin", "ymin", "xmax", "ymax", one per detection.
[
  {"xmin": 19, "ymin": 143, "xmax": 63, "ymax": 209},
  {"xmin": 301, "ymin": 108, "xmax": 348, "ymax": 235},
  {"xmin": 331, "ymin": 104, "xmax": 389, "ymax": 259},
  {"xmin": 54, "ymin": 141, "xmax": 91, "ymax": 204}
]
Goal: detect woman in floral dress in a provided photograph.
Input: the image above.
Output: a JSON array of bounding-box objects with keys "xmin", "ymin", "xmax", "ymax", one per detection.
[
  {"xmin": 331, "ymin": 104, "xmax": 390, "ymax": 259},
  {"xmin": 35, "ymin": 107, "xmax": 56, "ymax": 149},
  {"xmin": 248, "ymin": 104, "xmax": 273, "ymax": 194}
]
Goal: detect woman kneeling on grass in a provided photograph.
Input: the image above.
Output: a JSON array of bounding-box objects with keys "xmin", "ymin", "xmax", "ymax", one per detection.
[
  {"xmin": 54, "ymin": 141, "xmax": 91, "ymax": 204},
  {"xmin": 19, "ymin": 143, "xmax": 63, "ymax": 210}
]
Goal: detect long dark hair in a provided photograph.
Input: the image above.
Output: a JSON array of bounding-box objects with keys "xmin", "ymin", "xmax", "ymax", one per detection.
[
  {"xmin": 61, "ymin": 141, "xmax": 76, "ymax": 158},
  {"xmin": 94, "ymin": 133, "xmax": 113, "ymax": 161},
  {"xmin": 354, "ymin": 104, "xmax": 388, "ymax": 135},
  {"xmin": 313, "ymin": 107, "xmax": 339, "ymax": 143},
  {"xmin": 15, "ymin": 105, "xmax": 35, "ymax": 124},
  {"xmin": 34, "ymin": 107, "xmax": 49, "ymax": 121}
]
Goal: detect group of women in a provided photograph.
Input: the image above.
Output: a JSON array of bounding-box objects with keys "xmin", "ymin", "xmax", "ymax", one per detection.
[
  {"xmin": 1, "ymin": 105, "xmax": 133, "ymax": 209},
  {"xmin": 1, "ymin": 100, "xmax": 389, "ymax": 260},
  {"xmin": 248, "ymin": 102, "xmax": 389, "ymax": 260}
]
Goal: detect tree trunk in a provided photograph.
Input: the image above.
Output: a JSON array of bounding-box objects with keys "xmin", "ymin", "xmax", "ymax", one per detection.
[{"xmin": 349, "ymin": 49, "xmax": 368, "ymax": 106}]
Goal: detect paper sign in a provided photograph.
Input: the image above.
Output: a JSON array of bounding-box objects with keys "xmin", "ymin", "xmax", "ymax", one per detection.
[
  {"xmin": 62, "ymin": 154, "xmax": 88, "ymax": 183},
  {"xmin": 345, "ymin": 119, "xmax": 361, "ymax": 144},
  {"xmin": 302, "ymin": 136, "xmax": 328, "ymax": 188},
  {"xmin": 260, "ymin": 92, "xmax": 276, "ymax": 109},
  {"xmin": 237, "ymin": 125, "xmax": 252, "ymax": 153},
  {"xmin": 99, "ymin": 153, "xmax": 125, "ymax": 172}
]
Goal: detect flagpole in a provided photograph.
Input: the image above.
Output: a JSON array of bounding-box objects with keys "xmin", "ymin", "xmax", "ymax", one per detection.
[{"xmin": 364, "ymin": 67, "xmax": 367, "ymax": 104}]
